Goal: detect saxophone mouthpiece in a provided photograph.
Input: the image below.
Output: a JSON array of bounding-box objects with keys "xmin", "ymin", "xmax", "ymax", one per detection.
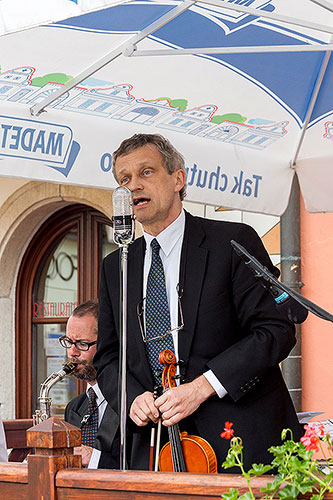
[{"xmin": 62, "ymin": 361, "xmax": 78, "ymax": 375}]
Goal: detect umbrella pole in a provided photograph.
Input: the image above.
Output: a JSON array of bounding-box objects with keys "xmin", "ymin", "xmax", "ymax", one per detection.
[{"xmin": 280, "ymin": 176, "xmax": 302, "ymax": 412}]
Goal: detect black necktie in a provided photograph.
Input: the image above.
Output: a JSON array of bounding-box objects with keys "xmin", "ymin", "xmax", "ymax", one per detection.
[
  {"xmin": 145, "ymin": 238, "xmax": 175, "ymax": 386},
  {"xmin": 81, "ymin": 387, "xmax": 98, "ymax": 447}
]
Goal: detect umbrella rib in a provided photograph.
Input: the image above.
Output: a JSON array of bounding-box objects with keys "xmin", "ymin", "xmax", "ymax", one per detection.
[
  {"xmin": 291, "ymin": 48, "xmax": 332, "ymax": 167},
  {"xmin": 308, "ymin": 0, "xmax": 333, "ymax": 13},
  {"xmin": 131, "ymin": 43, "xmax": 333, "ymax": 56},
  {"xmin": 30, "ymin": 0, "xmax": 196, "ymax": 116},
  {"xmin": 199, "ymin": 0, "xmax": 333, "ymax": 35}
]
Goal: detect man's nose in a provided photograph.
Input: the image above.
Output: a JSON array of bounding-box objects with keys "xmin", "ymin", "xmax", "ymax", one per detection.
[
  {"xmin": 127, "ymin": 175, "xmax": 143, "ymax": 193},
  {"xmin": 67, "ymin": 344, "xmax": 80, "ymax": 356}
]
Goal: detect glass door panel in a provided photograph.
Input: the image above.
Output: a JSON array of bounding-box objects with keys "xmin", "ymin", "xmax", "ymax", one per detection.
[
  {"xmin": 34, "ymin": 228, "xmax": 78, "ymax": 318},
  {"xmin": 100, "ymin": 223, "xmax": 118, "ymax": 261},
  {"xmin": 33, "ymin": 323, "xmax": 77, "ymax": 416}
]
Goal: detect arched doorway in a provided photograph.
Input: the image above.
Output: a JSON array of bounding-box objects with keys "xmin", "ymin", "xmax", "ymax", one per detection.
[{"xmin": 15, "ymin": 204, "xmax": 116, "ymax": 419}]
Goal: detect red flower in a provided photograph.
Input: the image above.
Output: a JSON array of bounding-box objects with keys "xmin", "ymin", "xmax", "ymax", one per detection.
[
  {"xmin": 300, "ymin": 433, "xmax": 320, "ymax": 452},
  {"xmin": 300, "ymin": 423, "xmax": 324, "ymax": 452},
  {"xmin": 221, "ymin": 421, "xmax": 234, "ymax": 439}
]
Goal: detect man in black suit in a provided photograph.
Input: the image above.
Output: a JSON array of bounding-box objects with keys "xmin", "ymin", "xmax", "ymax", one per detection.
[
  {"xmin": 62, "ymin": 300, "xmax": 119, "ymax": 469},
  {"xmin": 94, "ymin": 134, "xmax": 302, "ymax": 472}
]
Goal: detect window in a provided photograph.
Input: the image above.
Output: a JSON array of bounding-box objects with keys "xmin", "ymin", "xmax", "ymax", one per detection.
[
  {"xmin": 0, "ymin": 85, "xmax": 12, "ymax": 93},
  {"xmin": 181, "ymin": 121, "xmax": 194, "ymax": 128},
  {"xmin": 79, "ymin": 99, "xmax": 96, "ymax": 109},
  {"xmin": 15, "ymin": 204, "xmax": 116, "ymax": 418}
]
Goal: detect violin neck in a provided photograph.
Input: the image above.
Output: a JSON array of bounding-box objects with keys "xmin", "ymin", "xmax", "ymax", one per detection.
[{"xmin": 168, "ymin": 424, "xmax": 186, "ymax": 472}]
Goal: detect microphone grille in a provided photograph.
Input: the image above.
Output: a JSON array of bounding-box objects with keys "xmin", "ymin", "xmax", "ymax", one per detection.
[{"xmin": 112, "ymin": 186, "xmax": 133, "ymax": 216}]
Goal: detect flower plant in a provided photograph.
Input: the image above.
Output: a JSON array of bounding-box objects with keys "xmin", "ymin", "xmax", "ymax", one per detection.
[{"xmin": 220, "ymin": 421, "xmax": 333, "ymax": 500}]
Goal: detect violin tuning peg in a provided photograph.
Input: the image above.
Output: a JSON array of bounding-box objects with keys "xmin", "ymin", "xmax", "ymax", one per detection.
[{"xmin": 153, "ymin": 385, "xmax": 163, "ymax": 398}]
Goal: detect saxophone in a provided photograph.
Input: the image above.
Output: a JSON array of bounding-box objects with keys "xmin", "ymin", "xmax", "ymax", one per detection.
[{"xmin": 33, "ymin": 361, "xmax": 77, "ymax": 425}]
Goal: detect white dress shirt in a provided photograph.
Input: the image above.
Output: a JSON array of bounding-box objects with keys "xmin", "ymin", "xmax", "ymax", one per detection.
[
  {"xmin": 143, "ymin": 209, "xmax": 227, "ymax": 398},
  {"xmin": 86, "ymin": 382, "xmax": 107, "ymax": 469}
]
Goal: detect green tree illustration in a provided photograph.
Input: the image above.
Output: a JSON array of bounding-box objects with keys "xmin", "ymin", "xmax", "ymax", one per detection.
[
  {"xmin": 147, "ymin": 97, "xmax": 188, "ymax": 111},
  {"xmin": 31, "ymin": 73, "xmax": 73, "ymax": 87},
  {"xmin": 211, "ymin": 113, "xmax": 247, "ymax": 124}
]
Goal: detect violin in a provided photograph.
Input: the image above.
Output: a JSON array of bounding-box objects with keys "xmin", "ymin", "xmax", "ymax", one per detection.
[{"xmin": 157, "ymin": 349, "xmax": 217, "ymax": 473}]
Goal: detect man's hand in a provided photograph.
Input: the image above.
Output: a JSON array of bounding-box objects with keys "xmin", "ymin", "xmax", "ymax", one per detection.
[
  {"xmin": 129, "ymin": 391, "xmax": 160, "ymax": 426},
  {"xmin": 155, "ymin": 375, "xmax": 215, "ymax": 426},
  {"xmin": 73, "ymin": 445, "xmax": 93, "ymax": 467}
]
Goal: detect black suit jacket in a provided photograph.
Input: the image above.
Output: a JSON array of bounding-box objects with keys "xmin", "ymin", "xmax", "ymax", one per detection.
[
  {"xmin": 64, "ymin": 390, "xmax": 120, "ymax": 469},
  {"xmin": 95, "ymin": 211, "xmax": 302, "ymax": 471}
]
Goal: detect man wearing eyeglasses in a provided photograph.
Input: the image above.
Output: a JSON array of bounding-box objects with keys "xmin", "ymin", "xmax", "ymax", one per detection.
[
  {"xmin": 62, "ymin": 300, "xmax": 120, "ymax": 469},
  {"xmin": 95, "ymin": 133, "xmax": 302, "ymax": 472}
]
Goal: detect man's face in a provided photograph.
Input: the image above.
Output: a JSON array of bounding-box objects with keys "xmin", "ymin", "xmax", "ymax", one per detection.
[
  {"xmin": 65, "ymin": 314, "xmax": 97, "ymax": 382},
  {"xmin": 114, "ymin": 144, "xmax": 185, "ymax": 236}
]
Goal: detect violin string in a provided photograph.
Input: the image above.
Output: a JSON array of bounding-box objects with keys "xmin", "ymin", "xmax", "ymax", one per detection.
[
  {"xmin": 169, "ymin": 424, "xmax": 186, "ymax": 472},
  {"xmin": 169, "ymin": 426, "xmax": 178, "ymax": 471}
]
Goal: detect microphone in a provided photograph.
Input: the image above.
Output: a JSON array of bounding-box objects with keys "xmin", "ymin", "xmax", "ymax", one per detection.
[
  {"xmin": 231, "ymin": 240, "xmax": 308, "ymax": 324},
  {"xmin": 112, "ymin": 186, "xmax": 135, "ymax": 245}
]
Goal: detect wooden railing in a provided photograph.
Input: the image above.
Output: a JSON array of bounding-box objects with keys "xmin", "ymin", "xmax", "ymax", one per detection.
[
  {"xmin": 1, "ymin": 417, "xmax": 333, "ymax": 500},
  {"xmin": 4, "ymin": 418, "xmax": 33, "ymax": 461}
]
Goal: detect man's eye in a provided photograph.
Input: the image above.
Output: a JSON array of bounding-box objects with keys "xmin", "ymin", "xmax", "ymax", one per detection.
[
  {"xmin": 143, "ymin": 170, "xmax": 152, "ymax": 176},
  {"xmin": 76, "ymin": 342, "xmax": 88, "ymax": 349},
  {"xmin": 120, "ymin": 177, "xmax": 129, "ymax": 184}
]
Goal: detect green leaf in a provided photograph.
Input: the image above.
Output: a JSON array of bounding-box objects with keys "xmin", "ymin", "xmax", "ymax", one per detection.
[
  {"xmin": 309, "ymin": 494, "xmax": 322, "ymax": 500},
  {"xmin": 247, "ymin": 464, "xmax": 272, "ymax": 476},
  {"xmin": 222, "ymin": 454, "xmax": 236, "ymax": 469},
  {"xmin": 222, "ymin": 488, "xmax": 240, "ymax": 500},
  {"xmin": 238, "ymin": 492, "xmax": 254, "ymax": 500},
  {"xmin": 278, "ymin": 484, "xmax": 299, "ymax": 500},
  {"xmin": 269, "ymin": 445, "xmax": 287, "ymax": 457},
  {"xmin": 298, "ymin": 482, "xmax": 316, "ymax": 494},
  {"xmin": 261, "ymin": 480, "xmax": 280, "ymax": 495}
]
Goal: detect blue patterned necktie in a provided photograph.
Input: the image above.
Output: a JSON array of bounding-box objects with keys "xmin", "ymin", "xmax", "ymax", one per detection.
[
  {"xmin": 145, "ymin": 238, "xmax": 175, "ymax": 386},
  {"xmin": 81, "ymin": 387, "xmax": 98, "ymax": 447}
]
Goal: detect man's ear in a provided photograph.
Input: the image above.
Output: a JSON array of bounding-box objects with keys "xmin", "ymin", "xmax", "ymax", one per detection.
[{"xmin": 174, "ymin": 169, "xmax": 186, "ymax": 193}]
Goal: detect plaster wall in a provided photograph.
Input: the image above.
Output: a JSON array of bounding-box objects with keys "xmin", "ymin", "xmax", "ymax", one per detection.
[{"xmin": 300, "ymin": 197, "xmax": 333, "ymax": 420}]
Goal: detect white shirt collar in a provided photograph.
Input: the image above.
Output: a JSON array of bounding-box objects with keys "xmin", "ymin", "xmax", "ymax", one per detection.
[
  {"xmin": 143, "ymin": 209, "xmax": 185, "ymax": 257},
  {"xmin": 86, "ymin": 382, "xmax": 103, "ymax": 402}
]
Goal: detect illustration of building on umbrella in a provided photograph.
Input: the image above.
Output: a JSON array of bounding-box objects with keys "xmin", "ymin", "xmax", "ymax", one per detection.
[{"xmin": 0, "ymin": 65, "xmax": 292, "ymax": 150}]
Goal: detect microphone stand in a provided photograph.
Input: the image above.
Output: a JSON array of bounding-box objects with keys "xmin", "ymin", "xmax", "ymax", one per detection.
[
  {"xmin": 119, "ymin": 243, "xmax": 129, "ymax": 471},
  {"xmin": 231, "ymin": 240, "xmax": 333, "ymax": 323},
  {"xmin": 112, "ymin": 187, "xmax": 135, "ymax": 471}
]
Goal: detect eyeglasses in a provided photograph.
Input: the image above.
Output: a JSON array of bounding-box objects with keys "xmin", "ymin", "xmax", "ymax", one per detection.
[
  {"xmin": 59, "ymin": 335, "xmax": 97, "ymax": 351},
  {"xmin": 136, "ymin": 285, "xmax": 184, "ymax": 343}
]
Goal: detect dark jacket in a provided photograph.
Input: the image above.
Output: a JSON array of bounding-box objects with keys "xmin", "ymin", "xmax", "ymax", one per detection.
[
  {"xmin": 95, "ymin": 211, "xmax": 302, "ymax": 471},
  {"xmin": 65, "ymin": 390, "xmax": 120, "ymax": 469}
]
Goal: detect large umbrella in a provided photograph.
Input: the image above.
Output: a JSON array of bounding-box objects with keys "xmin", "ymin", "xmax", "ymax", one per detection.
[{"xmin": 0, "ymin": 0, "xmax": 332, "ymax": 215}]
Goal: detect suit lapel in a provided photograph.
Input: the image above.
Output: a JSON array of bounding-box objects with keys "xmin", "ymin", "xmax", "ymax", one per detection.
[
  {"xmin": 178, "ymin": 212, "xmax": 208, "ymax": 374},
  {"xmin": 127, "ymin": 237, "xmax": 155, "ymax": 387},
  {"xmin": 68, "ymin": 394, "xmax": 89, "ymax": 428},
  {"xmin": 95, "ymin": 405, "xmax": 119, "ymax": 450}
]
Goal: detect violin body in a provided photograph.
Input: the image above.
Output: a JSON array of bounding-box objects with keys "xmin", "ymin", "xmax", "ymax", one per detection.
[
  {"xmin": 157, "ymin": 349, "xmax": 218, "ymax": 473},
  {"xmin": 159, "ymin": 431, "xmax": 217, "ymax": 473}
]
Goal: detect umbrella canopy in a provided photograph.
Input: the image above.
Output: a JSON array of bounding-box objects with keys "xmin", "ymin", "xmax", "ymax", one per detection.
[{"xmin": 0, "ymin": 0, "xmax": 332, "ymax": 215}]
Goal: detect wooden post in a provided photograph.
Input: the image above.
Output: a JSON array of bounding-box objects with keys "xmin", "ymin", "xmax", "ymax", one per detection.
[{"xmin": 26, "ymin": 417, "xmax": 81, "ymax": 500}]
